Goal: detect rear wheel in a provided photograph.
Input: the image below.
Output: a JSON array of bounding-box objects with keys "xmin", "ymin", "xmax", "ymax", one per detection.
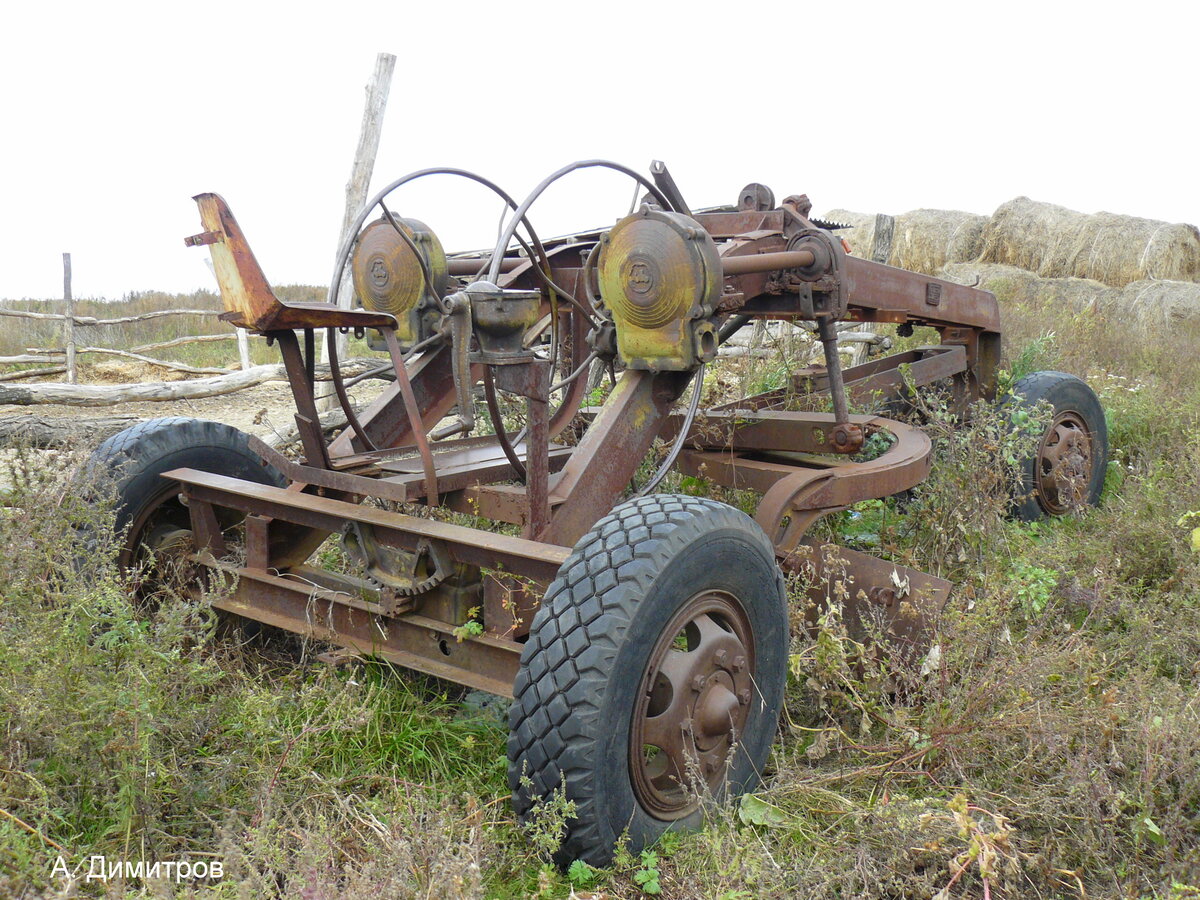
[
  {"xmin": 508, "ymin": 494, "xmax": 788, "ymax": 866},
  {"xmin": 1005, "ymin": 372, "xmax": 1107, "ymax": 521},
  {"xmin": 87, "ymin": 417, "xmax": 284, "ymax": 578}
]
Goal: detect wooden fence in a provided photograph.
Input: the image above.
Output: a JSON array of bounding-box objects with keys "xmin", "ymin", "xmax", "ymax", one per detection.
[
  {"xmin": 0, "ymin": 252, "xmax": 253, "ymax": 385},
  {"xmin": 0, "ymin": 266, "xmax": 385, "ymax": 408}
]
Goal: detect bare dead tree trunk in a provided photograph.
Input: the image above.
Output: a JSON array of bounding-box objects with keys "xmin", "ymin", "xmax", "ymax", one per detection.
[
  {"xmin": 320, "ymin": 51, "xmax": 396, "ymax": 411},
  {"xmin": 0, "ymin": 360, "xmax": 382, "ymax": 407},
  {"xmin": 0, "ymin": 415, "xmax": 143, "ymax": 448}
]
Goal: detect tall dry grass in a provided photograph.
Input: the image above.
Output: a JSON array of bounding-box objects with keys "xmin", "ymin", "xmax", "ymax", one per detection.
[{"xmin": 0, "ymin": 291, "xmax": 1197, "ymax": 897}]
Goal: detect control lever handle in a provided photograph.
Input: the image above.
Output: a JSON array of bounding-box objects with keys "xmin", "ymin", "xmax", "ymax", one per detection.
[{"xmin": 431, "ymin": 291, "xmax": 476, "ymax": 441}]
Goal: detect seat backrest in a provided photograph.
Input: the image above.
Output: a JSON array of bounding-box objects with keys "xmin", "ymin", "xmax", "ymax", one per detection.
[{"xmin": 187, "ymin": 193, "xmax": 285, "ymax": 331}]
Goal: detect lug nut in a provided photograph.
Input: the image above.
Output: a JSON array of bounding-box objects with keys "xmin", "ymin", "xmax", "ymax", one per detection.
[
  {"xmin": 691, "ymin": 675, "xmax": 706, "ymax": 691},
  {"xmin": 737, "ymin": 689, "xmax": 751, "ymax": 705},
  {"xmin": 713, "ymin": 649, "xmax": 729, "ymax": 667},
  {"xmin": 732, "ymin": 655, "xmax": 746, "ymax": 672}
]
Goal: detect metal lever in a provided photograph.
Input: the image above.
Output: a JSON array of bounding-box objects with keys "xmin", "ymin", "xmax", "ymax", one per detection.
[
  {"xmin": 431, "ymin": 291, "xmax": 476, "ymax": 441},
  {"xmin": 816, "ymin": 315, "xmax": 863, "ymax": 453},
  {"xmin": 649, "ymin": 160, "xmax": 692, "ymax": 217}
]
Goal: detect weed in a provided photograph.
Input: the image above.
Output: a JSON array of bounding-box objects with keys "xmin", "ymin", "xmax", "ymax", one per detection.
[
  {"xmin": 1009, "ymin": 561, "xmax": 1058, "ymax": 619},
  {"xmin": 632, "ymin": 849, "xmax": 663, "ymax": 895}
]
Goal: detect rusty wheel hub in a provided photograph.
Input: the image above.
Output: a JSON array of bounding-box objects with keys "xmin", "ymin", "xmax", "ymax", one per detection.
[
  {"xmin": 1036, "ymin": 411, "xmax": 1094, "ymax": 515},
  {"xmin": 630, "ymin": 591, "xmax": 754, "ymax": 820}
]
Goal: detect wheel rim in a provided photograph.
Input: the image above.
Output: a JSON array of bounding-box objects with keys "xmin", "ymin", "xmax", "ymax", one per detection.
[
  {"xmin": 1036, "ymin": 411, "xmax": 1095, "ymax": 515},
  {"xmin": 121, "ymin": 483, "xmax": 194, "ymax": 574},
  {"xmin": 630, "ymin": 590, "xmax": 755, "ymax": 820},
  {"xmin": 121, "ymin": 483, "xmax": 245, "ymax": 586}
]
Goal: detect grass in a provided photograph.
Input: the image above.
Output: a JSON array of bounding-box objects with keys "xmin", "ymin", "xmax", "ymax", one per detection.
[{"xmin": 0, "ymin": 291, "xmax": 1199, "ymax": 897}]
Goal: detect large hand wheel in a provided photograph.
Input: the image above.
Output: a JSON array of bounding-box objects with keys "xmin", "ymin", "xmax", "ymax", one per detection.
[
  {"xmin": 508, "ymin": 494, "xmax": 788, "ymax": 866},
  {"xmin": 87, "ymin": 417, "xmax": 284, "ymax": 577},
  {"xmin": 1004, "ymin": 372, "xmax": 1108, "ymax": 521}
]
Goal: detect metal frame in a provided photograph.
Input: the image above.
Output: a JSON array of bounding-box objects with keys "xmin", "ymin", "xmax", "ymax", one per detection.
[{"xmin": 174, "ymin": 170, "xmax": 1006, "ymax": 694}]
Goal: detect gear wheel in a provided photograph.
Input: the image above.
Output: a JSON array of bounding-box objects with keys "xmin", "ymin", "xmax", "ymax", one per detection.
[{"xmin": 342, "ymin": 524, "xmax": 452, "ymax": 597}]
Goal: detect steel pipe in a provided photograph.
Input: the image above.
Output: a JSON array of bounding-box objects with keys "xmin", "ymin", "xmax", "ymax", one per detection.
[{"xmin": 719, "ymin": 249, "xmax": 816, "ymax": 275}]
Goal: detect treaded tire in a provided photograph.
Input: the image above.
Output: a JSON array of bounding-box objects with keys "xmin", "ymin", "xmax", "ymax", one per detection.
[
  {"xmin": 1005, "ymin": 371, "xmax": 1107, "ymax": 522},
  {"xmin": 508, "ymin": 494, "xmax": 788, "ymax": 866},
  {"xmin": 87, "ymin": 417, "xmax": 284, "ymax": 568}
]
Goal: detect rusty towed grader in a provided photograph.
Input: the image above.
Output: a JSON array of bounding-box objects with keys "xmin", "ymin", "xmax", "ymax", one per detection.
[{"xmin": 89, "ymin": 161, "xmax": 1107, "ymax": 864}]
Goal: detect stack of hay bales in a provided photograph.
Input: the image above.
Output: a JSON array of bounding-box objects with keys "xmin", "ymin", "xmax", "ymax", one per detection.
[
  {"xmin": 823, "ymin": 208, "xmax": 987, "ymax": 275},
  {"xmin": 820, "ymin": 199, "xmax": 1200, "ymax": 328},
  {"xmin": 977, "ymin": 197, "xmax": 1200, "ymax": 287}
]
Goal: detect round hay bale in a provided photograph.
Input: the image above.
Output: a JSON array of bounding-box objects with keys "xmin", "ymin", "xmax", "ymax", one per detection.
[
  {"xmin": 939, "ymin": 262, "xmax": 1113, "ymax": 314},
  {"xmin": 1120, "ymin": 279, "xmax": 1200, "ymax": 328},
  {"xmin": 821, "ymin": 208, "xmax": 986, "ymax": 275},
  {"xmin": 889, "ymin": 209, "xmax": 987, "ymax": 275},
  {"xmin": 820, "ymin": 208, "xmax": 877, "ymax": 260},
  {"xmin": 940, "ymin": 263, "xmax": 1200, "ymax": 331},
  {"xmin": 978, "ymin": 197, "xmax": 1200, "ymax": 288}
]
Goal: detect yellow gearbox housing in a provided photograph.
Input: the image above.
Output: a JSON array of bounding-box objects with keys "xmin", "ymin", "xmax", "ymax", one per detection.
[
  {"xmin": 597, "ymin": 207, "xmax": 721, "ymax": 371},
  {"xmin": 351, "ymin": 215, "xmax": 447, "ymax": 347}
]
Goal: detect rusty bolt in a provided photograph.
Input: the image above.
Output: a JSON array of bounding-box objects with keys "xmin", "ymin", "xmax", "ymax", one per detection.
[
  {"xmin": 713, "ymin": 649, "xmax": 729, "ymax": 667},
  {"xmin": 732, "ymin": 655, "xmax": 746, "ymax": 672},
  {"xmin": 691, "ymin": 675, "xmax": 706, "ymax": 692},
  {"xmin": 737, "ymin": 689, "xmax": 751, "ymax": 705},
  {"xmin": 869, "ymin": 586, "xmax": 898, "ymax": 607}
]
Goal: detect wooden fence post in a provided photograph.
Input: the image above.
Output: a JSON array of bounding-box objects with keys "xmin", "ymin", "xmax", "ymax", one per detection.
[
  {"xmin": 236, "ymin": 327, "xmax": 252, "ymax": 370},
  {"xmin": 320, "ymin": 52, "xmax": 396, "ymax": 409},
  {"xmin": 63, "ymin": 252, "xmax": 77, "ymax": 384},
  {"xmin": 871, "ymin": 214, "xmax": 895, "ymax": 265}
]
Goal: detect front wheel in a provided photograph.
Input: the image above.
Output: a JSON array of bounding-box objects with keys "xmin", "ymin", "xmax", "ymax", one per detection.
[
  {"xmin": 508, "ymin": 495, "xmax": 788, "ymax": 866},
  {"xmin": 1005, "ymin": 371, "xmax": 1107, "ymax": 521},
  {"xmin": 86, "ymin": 417, "xmax": 285, "ymax": 576}
]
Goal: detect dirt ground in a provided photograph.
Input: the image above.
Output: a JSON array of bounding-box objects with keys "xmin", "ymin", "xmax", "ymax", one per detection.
[{"xmin": 0, "ymin": 370, "xmax": 391, "ymax": 444}]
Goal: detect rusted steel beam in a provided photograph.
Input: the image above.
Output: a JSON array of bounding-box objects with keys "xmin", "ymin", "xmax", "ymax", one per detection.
[
  {"xmin": 695, "ymin": 209, "xmax": 787, "ymax": 237},
  {"xmin": 723, "ymin": 345, "xmax": 968, "ymax": 412},
  {"xmin": 842, "ymin": 256, "xmax": 1000, "ymax": 332},
  {"xmin": 673, "ymin": 412, "xmax": 931, "ymax": 553},
  {"xmin": 537, "ymin": 368, "xmax": 692, "ymax": 547},
  {"xmin": 275, "ymin": 329, "xmax": 331, "ymax": 469},
  {"xmin": 781, "ymin": 541, "xmax": 952, "ymax": 653},
  {"xmin": 166, "ymin": 468, "xmax": 570, "ymax": 583},
  {"xmin": 206, "ymin": 561, "xmax": 520, "ymax": 696},
  {"xmin": 665, "ymin": 409, "xmax": 896, "ymax": 455}
]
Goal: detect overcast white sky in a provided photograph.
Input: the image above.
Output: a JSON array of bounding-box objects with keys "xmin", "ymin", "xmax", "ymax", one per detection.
[{"xmin": 0, "ymin": 0, "xmax": 1194, "ymax": 300}]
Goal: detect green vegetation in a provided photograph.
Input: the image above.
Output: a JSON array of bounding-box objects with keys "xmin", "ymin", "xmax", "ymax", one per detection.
[{"xmin": 0, "ymin": 294, "xmax": 1198, "ymax": 897}]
